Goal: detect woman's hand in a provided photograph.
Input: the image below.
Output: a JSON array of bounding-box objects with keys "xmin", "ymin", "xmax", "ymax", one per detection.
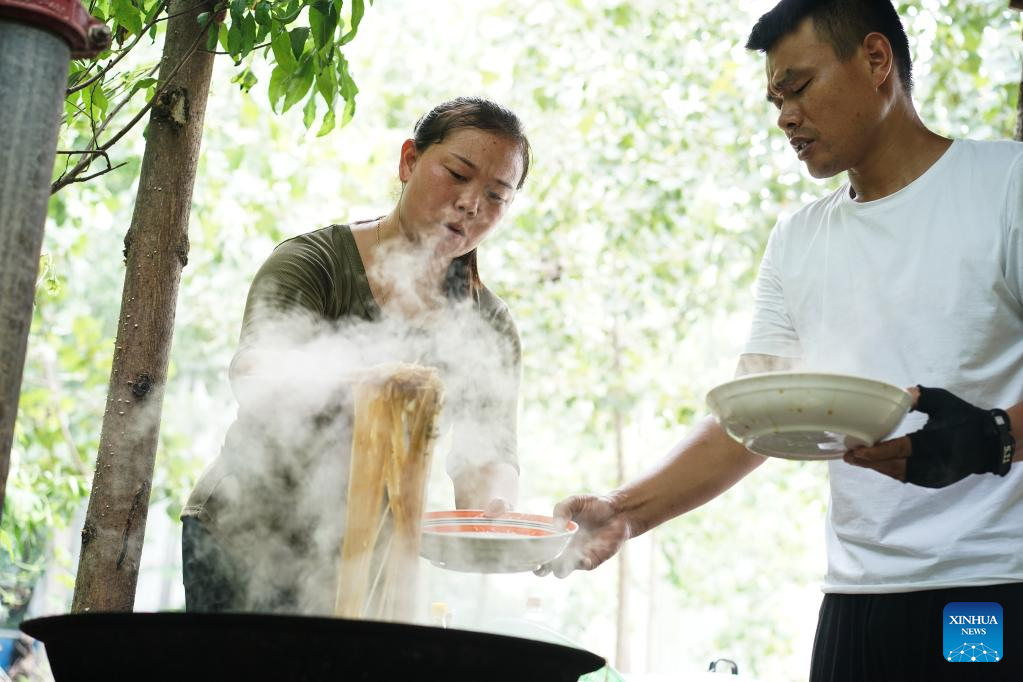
[
  {"xmin": 482, "ymin": 497, "xmax": 513, "ymax": 517},
  {"xmin": 452, "ymin": 461, "xmax": 519, "ymax": 512}
]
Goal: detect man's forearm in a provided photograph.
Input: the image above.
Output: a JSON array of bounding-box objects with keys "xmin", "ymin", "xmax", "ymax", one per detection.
[{"xmin": 610, "ymin": 416, "xmax": 766, "ymax": 538}]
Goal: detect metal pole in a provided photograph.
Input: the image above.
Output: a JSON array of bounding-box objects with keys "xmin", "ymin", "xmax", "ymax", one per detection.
[
  {"xmin": 0, "ymin": 22, "xmax": 69, "ymax": 524},
  {"xmin": 0, "ymin": 2, "xmax": 108, "ymax": 523}
]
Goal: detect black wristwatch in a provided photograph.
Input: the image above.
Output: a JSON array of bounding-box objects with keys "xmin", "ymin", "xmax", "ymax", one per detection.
[{"xmin": 989, "ymin": 408, "xmax": 1015, "ymax": 477}]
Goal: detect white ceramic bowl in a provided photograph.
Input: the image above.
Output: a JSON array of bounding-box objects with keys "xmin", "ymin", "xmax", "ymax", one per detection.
[
  {"xmin": 705, "ymin": 372, "xmax": 912, "ymax": 460},
  {"xmin": 419, "ymin": 511, "xmax": 577, "ymax": 573}
]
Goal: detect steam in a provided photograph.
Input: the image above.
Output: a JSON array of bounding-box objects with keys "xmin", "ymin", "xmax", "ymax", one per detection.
[{"xmin": 205, "ymin": 234, "xmax": 519, "ymax": 617}]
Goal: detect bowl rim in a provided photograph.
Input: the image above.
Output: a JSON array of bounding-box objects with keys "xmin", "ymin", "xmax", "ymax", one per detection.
[
  {"xmin": 422, "ymin": 510, "xmax": 578, "ymax": 537},
  {"xmin": 704, "ymin": 371, "xmax": 913, "ymax": 459},
  {"xmin": 706, "ymin": 371, "xmax": 912, "ymax": 406}
]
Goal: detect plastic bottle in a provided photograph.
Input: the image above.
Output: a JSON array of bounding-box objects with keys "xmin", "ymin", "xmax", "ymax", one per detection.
[{"xmin": 430, "ymin": 601, "xmax": 452, "ymax": 629}]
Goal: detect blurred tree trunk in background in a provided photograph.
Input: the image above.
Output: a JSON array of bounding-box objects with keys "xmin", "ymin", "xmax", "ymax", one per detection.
[
  {"xmin": 611, "ymin": 320, "xmax": 630, "ymax": 672},
  {"xmin": 645, "ymin": 531, "xmax": 658, "ymax": 672},
  {"xmin": 1016, "ymin": 67, "xmax": 1022, "ymax": 140},
  {"xmin": 1014, "ymin": 0, "xmax": 1022, "ymax": 140},
  {"xmin": 71, "ymin": 0, "xmax": 216, "ymax": 612}
]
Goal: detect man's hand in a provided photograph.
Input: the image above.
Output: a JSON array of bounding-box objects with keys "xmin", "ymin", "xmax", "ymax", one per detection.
[
  {"xmin": 844, "ymin": 386, "xmax": 1014, "ymax": 488},
  {"xmin": 534, "ymin": 494, "xmax": 631, "ymax": 579}
]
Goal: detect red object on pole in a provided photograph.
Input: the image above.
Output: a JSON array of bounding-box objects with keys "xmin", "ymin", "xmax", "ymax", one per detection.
[{"xmin": 0, "ymin": 0, "xmax": 110, "ymax": 58}]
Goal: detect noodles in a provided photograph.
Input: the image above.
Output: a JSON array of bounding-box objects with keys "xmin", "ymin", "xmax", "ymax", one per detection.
[{"xmin": 334, "ymin": 363, "xmax": 444, "ymax": 621}]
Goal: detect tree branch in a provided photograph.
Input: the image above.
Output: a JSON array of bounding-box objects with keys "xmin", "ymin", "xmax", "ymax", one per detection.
[
  {"xmin": 61, "ymin": 96, "xmax": 94, "ymax": 128},
  {"xmin": 96, "ymin": 28, "xmax": 207, "ymax": 152},
  {"xmin": 202, "ymin": 40, "xmax": 270, "ymax": 56},
  {"xmin": 67, "ymin": 60, "xmax": 102, "ymax": 91},
  {"xmin": 67, "ymin": 1, "xmax": 170, "ymax": 96},
  {"xmin": 164, "ymin": 1, "xmax": 222, "ymax": 22},
  {"xmin": 52, "ymin": 103, "xmax": 134, "ymax": 192},
  {"xmin": 67, "ymin": 162, "xmax": 130, "ymax": 186},
  {"xmin": 51, "ymin": 37, "xmax": 188, "ymax": 195},
  {"xmin": 56, "ymin": 149, "xmax": 112, "ymax": 160},
  {"xmin": 54, "ymin": 3, "xmax": 223, "ymax": 192}
]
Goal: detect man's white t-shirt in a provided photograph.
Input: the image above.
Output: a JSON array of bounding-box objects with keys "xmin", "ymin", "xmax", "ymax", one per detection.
[{"xmin": 743, "ymin": 138, "xmax": 1023, "ymax": 593}]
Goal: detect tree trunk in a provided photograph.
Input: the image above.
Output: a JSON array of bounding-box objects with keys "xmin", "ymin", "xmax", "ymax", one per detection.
[
  {"xmin": 0, "ymin": 22, "xmax": 70, "ymax": 525},
  {"xmin": 71, "ymin": 0, "xmax": 215, "ymax": 612},
  {"xmin": 611, "ymin": 320, "xmax": 630, "ymax": 672}
]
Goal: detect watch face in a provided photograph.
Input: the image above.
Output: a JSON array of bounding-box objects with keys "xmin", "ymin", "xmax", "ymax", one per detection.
[{"xmin": 989, "ymin": 409, "xmax": 1015, "ymax": 471}]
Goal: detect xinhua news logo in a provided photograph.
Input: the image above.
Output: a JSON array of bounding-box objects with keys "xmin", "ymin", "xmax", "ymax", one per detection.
[{"xmin": 944, "ymin": 602, "xmax": 1003, "ymax": 663}]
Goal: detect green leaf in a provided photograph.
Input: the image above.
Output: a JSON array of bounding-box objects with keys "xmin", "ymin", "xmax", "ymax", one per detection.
[
  {"xmin": 339, "ymin": 0, "xmax": 364, "ymax": 45},
  {"xmin": 270, "ymin": 27, "xmax": 297, "ymax": 71},
  {"xmin": 205, "ymin": 22, "xmax": 219, "ymax": 51},
  {"xmin": 267, "ymin": 64, "xmax": 288, "ymax": 112},
  {"xmin": 143, "ymin": 0, "xmax": 163, "ymax": 25},
  {"xmin": 317, "ymin": 108, "xmax": 336, "ymax": 136},
  {"xmin": 227, "ymin": 22, "xmax": 243, "ymax": 59},
  {"xmin": 64, "ymin": 91, "xmax": 82, "ymax": 121},
  {"xmin": 316, "ymin": 67, "xmax": 337, "ymax": 106},
  {"xmin": 85, "ymin": 82, "xmax": 110, "ymax": 117},
  {"xmin": 272, "ymin": 0, "xmax": 303, "ymax": 24},
  {"xmin": 338, "ymin": 63, "xmax": 357, "ymax": 127},
  {"xmin": 309, "ymin": 0, "xmax": 337, "ymax": 49},
  {"xmin": 231, "ymin": 67, "xmax": 259, "ymax": 92},
  {"xmin": 302, "ymin": 93, "xmax": 316, "ymax": 129},
  {"xmin": 112, "ymin": 0, "xmax": 143, "ymax": 36},
  {"xmin": 130, "ymin": 76, "xmax": 158, "ymax": 96},
  {"xmin": 282, "ymin": 60, "xmax": 314, "ymax": 112},
  {"xmin": 254, "ymin": 1, "xmax": 272, "ymax": 25},
  {"xmin": 229, "ymin": 0, "xmax": 246, "ymax": 24},
  {"xmin": 289, "ymin": 27, "xmax": 310, "ymax": 61},
  {"xmin": 309, "ymin": 6, "xmax": 327, "ymax": 48},
  {"xmin": 256, "ymin": 20, "xmax": 270, "ymax": 44},
  {"xmin": 242, "ymin": 14, "xmax": 258, "ymax": 54}
]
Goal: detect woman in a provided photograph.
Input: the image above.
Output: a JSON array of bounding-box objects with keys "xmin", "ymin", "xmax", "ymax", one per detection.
[{"xmin": 181, "ymin": 97, "xmax": 530, "ymax": 613}]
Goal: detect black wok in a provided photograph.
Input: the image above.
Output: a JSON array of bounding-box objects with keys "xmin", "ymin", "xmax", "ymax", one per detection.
[{"xmin": 20, "ymin": 611, "xmax": 605, "ymax": 681}]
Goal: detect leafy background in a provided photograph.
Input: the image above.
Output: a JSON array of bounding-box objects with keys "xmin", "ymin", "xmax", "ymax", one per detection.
[{"xmin": 4, "ymin": 0, "xmax": 1021, "ymax": 679}]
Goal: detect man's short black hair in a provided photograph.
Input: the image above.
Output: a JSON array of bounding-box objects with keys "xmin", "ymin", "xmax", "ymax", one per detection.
[{"xmin": 746, "ymin": 0, "xmax": 913, "ymax": 93}]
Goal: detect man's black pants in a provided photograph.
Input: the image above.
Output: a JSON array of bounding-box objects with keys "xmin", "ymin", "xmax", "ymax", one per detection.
[{"xmin": 810, "ymin": 582, "xmax": 1023, "ymax": 682}]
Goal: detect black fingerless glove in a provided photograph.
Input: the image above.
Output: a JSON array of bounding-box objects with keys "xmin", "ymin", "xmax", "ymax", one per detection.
[{"xmin": 905, "ymin": 386, "xmax": 1014, "ymax": 488}]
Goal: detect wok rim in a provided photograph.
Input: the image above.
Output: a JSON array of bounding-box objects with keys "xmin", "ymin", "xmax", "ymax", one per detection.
[{"xmin": 21, "ymin": 611, "xmax": 606, "ymax": 673}]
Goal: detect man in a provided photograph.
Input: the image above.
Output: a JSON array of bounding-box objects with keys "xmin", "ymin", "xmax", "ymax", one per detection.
[{"xmin": 539, "ymin": 1, "xmax": 1023, "ymax": 680}]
